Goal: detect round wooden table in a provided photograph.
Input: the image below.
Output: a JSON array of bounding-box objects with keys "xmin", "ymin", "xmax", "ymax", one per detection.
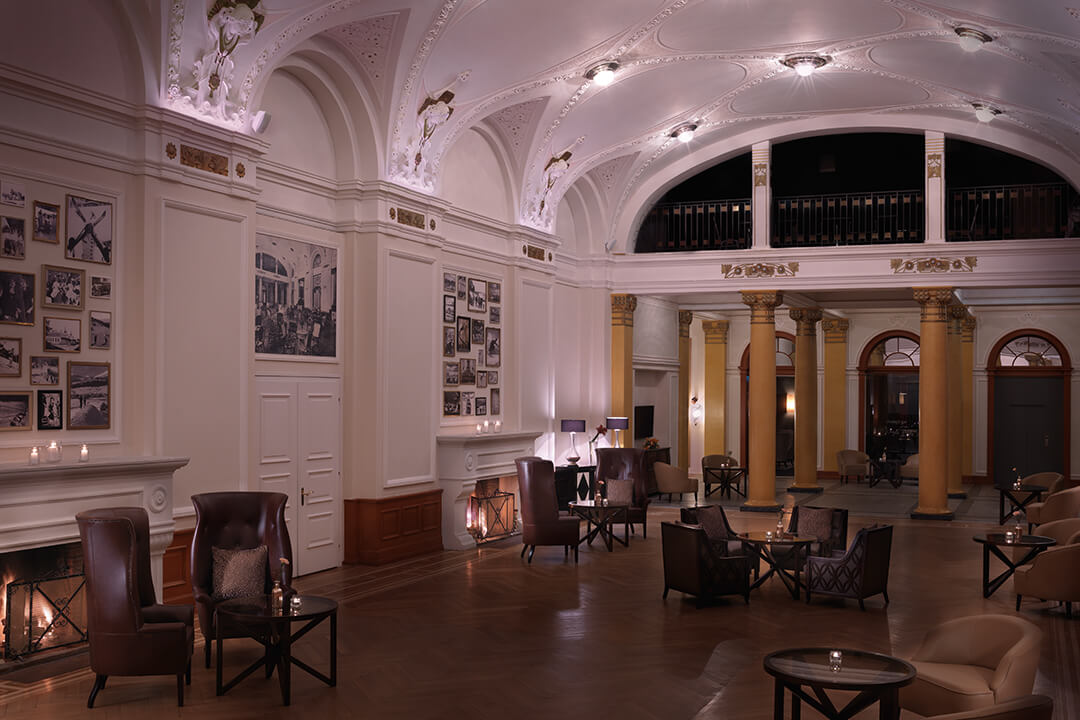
[
  {"xmin": 972, "ymin": 533, "xmax": 1055, "ymax": 598},
  {"xmin": 740, "ymin": 532, "xmax": 815, "ymax": 599}
]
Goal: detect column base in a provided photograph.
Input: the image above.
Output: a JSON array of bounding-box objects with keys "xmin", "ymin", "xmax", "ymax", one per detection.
[
  {"xmin": 948, "ymin": 491, "xmax": 968, "ymax": 499},
  {"xmin": 788, "ymin": 485, "xmax": 823, "ymax": 494},
  {"xmin": 740, "ymin": 503, "xmax": 782, "ymax": 513},
  {"xmin": 910, "ymin": 508, "xmax": 955, "ymax": 521}
]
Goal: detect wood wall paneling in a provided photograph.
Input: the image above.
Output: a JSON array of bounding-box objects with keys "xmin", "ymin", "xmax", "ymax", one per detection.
[
  {"xmin": 344, "ymin": 489, "xmax": 443, "ymax": 565},
  {"xmin": 161, "ymin": 528, "xmax": 194, "ymax": 605}
]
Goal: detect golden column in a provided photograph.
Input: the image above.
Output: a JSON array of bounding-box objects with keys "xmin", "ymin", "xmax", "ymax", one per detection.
[
  {"xmin": 789, "ymin": 308, "xmax": 823, "ymax": 492},
  {"xmin": 678, "ymin": 310, "xmax": 693, "ymax": 468},
  {"xmin": 912, "ymin": 287, "xmax": 954, "ymax": 519},
  {"xmin": 947, "ymin": 304, "xmax": 966, "ymax": 498},
  {"xmin": 961, "ymin": 316, "xmax": 977, "ymax": 479},
  {"xmin": 702, "ymin": 320, "xmax": 730, "ymax": 457},
  {"xmin": 821, "ymin": 318, "xmax": 849, "ymax": 475},
  {"xmin": 610, "ymin": 294, "xmax": 637, "ymax": 444},
  {"xmin": 741, "ymin": 291, "xmax": 783, "ymax": 511}
]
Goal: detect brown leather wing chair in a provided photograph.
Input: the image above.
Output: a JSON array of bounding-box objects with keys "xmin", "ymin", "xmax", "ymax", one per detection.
[
  {"xmin": 596, "ymin": 448, "xmax": 650, "ymax": 538},
  {"xmin": 516, "ymin": 457, "xmax": 580, "ymax": 563},
  {"xmin": 77, "ymin": 509, "xmax": 193, "ymax": 708},
  {"xmin": 805, "ymin": 524, "xmax": 892, "ymax": 610},
  {"xmin": 191, "ymin": 491, "xmax": 292, "ymax": 668},
  {"xmin": 836, "ymin": 449, "xmax": 870, "ymax": 484}
]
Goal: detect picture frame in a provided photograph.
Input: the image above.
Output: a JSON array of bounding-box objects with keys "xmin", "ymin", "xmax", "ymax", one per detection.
[
  {"xmin": 477, "ymin": 348, "xmax": 485, "ymax": 367},
  {"xmin": 459, "ymin": 357, "xmax": 476, "ymax": 385},
  {"xmin": 443, "ymin": 391, "xmax": 460, "ymax": 416},
  {"xmin": 490, "ymin": 388, "xmax": 501, "ymax": 416},
  {"xmin": 443, "ymin": 295, "xmax": 456, "ymax": 323},
  {"xmin": 443, "ymin": 361, "xmax": 459, "ymax": 386},
  {"xmin": 42, "ymin": 264, "xmax": 85, "ymax": 310},
  {"xmin": 65, "ymin": 195, "xmax": 113, "ymax": 265},
  {"xmin": 0, "ymin": 391, "xmax": 31, "ymax": 430},
  {"xmin": 485, "ymin": 327, "xmax": 501, "ymax": 367},
  {"xmin": 0, "ymin": 337, "xmax": 21, "ymax": 377},
  {"xmin": 1, "ymin": 216, "xmax": 26, "ymax": 259},
  {"xmin": 33, "ymin": 201, "xmax": 60, "ymax": 244},
  {"xmin": 487, "ymin": 370, "xmax": 498, "ymax": 385},
  {"xmin": 43, "ymin": 316, "xmax": 80, "ymax": 353},
  {"xmin": 36, "ymin": 389, "xmax": 63, "ymax": 430},
  {"xmin": 461, "ymin": 391, "xmax": 474, "ymax": 416},
  {"xmin": 90, "ymin": 275, "xmax": 111, "ymax": 299},
  {"xmin": 30, "ymin": 355, "xmax": 59, "ymax": 385},
  {"xmin": 471, "ymin": 317, "xmax": 484, "ymax": 345},
  {"xmin": 489, "ymin": 305, "xmax": 500, "ymax": 325},
  {"xmin": 475, "ymin": 396, "xmax": 488, "ymax": 416},
  {"xmin": 443, "ymin": 326, "xmax": 455, "ymax": 357},
  {"xmin": 255, "ymin": 235, "xmax": 337, "ymax": 359},
  {"xmin": 467, "ymin": 278, "xmax": 486, "ymax": 312},
  {"xmin": 0, "ymin": 270, "xmax": 35, "ymax": 325},
  {"xmin": 476, "ymin": 370, "xmax": 487, "ymax": 389},
  {"xmin": 456, "ymin": 316, "xmax": 470, "ymax": 352},
  {"xmin": 442, "ymin": 272, "xmax": 456, "ymax": 294},
  {"xmin": 0, "ymin": 179, "xmax": 26, "ymax": 207},
  {"xmin": 68, "ymin": 360, "xmax": 110, "ymax": 429},
  {"xmin": 89, "ymin": 310, "xmax": 111, "ymax": 349},
  {"xmin": 457, "ymin": 275, "xmax": 466, "ymax": 300},
  {"xmin": 488, "ymin": 281, "xmax": 501, "ymax": 303}
]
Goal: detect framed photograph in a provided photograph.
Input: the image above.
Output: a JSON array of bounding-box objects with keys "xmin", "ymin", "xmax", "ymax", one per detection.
[
  {"xmin": 0, "ymin": 337, "xmax": 21, "ymax": 377},
  {"xmin": 90, "ymin": 275, "xmax": 111, "ymax": 298},
  {"xmin": 476, "ymin": 370, "xmax": 487, "ymax": 389},
  {"xmin": 489, "ymin": 305, "xmax": 500, "ymax": 325},
  {"xmin": 65, "ymin": 195, "xmax": 113, "ymax": 265},
  {"xmin": 0, "ymin": 391, "xmax": 31, "ymax": 430},
  {"xmin": 43, "ymin": 316, "xmax": 80, "ymax": 353},
  {"xmin": 477, "ymin": 348, "xmax": 485, "ymax": 367},
  {"xmin": 0, "ymin": 179, "xmax": 26, "ymax": 207},
  {"xmin": 33, "ymin": 201, "xmax": 60, "ymax": 244},
  {"xmin": 443, "ymin": 391, "xmax": 460, "ymax": 416},
  {"xmin": 443, "ymin": 361, "xmax": 459, "ymax": 386},
  {"xmin": 488, "ymin": 281, "xmax": 501, "ymax": 303},
  {"xmin": 0, "ymin": 270, "xmax": 35, "ymax": 325},
  {"xmin": 30, "ymin": 355, "xmax": 59, "ymax": 385},
  {"xmin": 36, "ymin": 389, "xmax": 63, "ymax": 430},
  {"xmin": 443, "ymin": 326, "xmax": 455, "ymax": 357},
  {"xmin": 485, "ymin": 327, "xmax": 501, "ymax": 367},
  {"xmin": 255, "ymin": 235, "xmax": 337, "ymax": 358},
  {"xmin": 42, "ymin": 264, "xmax": 85, "ymax": 310},
  {"xmin": 456, "ymin": 275, "xmax": 466, "ymax": 300},
  {"xmin": 442, "ymin": 272, "xmax": 456, "ymax": 294},
  {"xmin": 475, "ymin": 396, "xmax": 488, "ymax": 416},
  {"xmin": 459, "ymin": 357, "xmax": 476, "ymax": 385},
  {"xmin": 2, "ymin": 216, "xmax": 26, "ymax": 259},
  {"xmin": 68, "ymin": 361, "xmax": 110, "ymax": 429},
  {"xmin": 89, "ymin": 310, "xmax": 111, "ymax": 349},
  {"xmin": 456, "ymin": 316, "xmax": 470, "ymax": 352},
  {"xmin": 471, "ymin": 317, "xmax": 484, "ymax": 345},
  {"xmin": 468, "ymin": 279, "xmax": 486, "ymax": 312},
  {"xmin": 488, "ymin": 370, "xmax": 498, "ymax": 385},
  {"xmin": 490, "ymin": 388, "xmax": 501, "ymax": 416},
  {"xmin": 443, "ymin": 295, "xmax": 456, "ymax": 323},
  {"xmin": 461, "ymin": 391, "xmax": 474, "ymax": 416}
]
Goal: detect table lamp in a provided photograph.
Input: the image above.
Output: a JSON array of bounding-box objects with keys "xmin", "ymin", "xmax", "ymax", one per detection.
[
  {"xmin": 561, "ymin": 419, "xmax": 586, "ymax": 464},
  {"xmin": 605, "ymin": 416, "xmax": 629, "ymax": 448}
]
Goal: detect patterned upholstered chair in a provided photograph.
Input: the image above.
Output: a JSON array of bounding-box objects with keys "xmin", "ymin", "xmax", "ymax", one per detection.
[
  {"xmin": 680, "ymin": 505, "xmax": 746, "ymax": 556},
  {"xmin": 805, "ymin": 524, "xmax": 893, "ymax": 610},
  {"xmin": 788, "ymin": 505, "xmax": 848, "ymax": 557},
  {"xmin": 661, "ymin": 521, "xmax": 751, "ymax": 606}
]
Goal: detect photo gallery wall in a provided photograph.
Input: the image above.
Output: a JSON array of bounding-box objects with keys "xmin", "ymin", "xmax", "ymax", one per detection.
[
  {"xmin": 0, "ymin": 175, "xmax": 114, "ymax": 435},
  {"xmin": 442, "ymin": 270, "xmax": 501, "ymax": 419}
]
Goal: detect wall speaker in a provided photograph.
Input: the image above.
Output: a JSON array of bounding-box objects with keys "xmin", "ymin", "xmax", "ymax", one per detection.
[{"xmin": 251, "ymin": 110, "xmax": 271, "ymax": 135}]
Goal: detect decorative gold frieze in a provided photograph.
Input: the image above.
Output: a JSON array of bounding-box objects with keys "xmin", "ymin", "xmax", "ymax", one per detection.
[
  {"xmin": 525, "ymin": 244, "xmax": 546, "ymax": 261},
  {"xmin": 611, "ymin": 294, "xmax": 637, "ymax": 327},
  {"xmin": 389, "ymin": 208, "xmax": 396, "ymax": 220},
  {"xmin": 913, "ymin": 287, "xmax": 955, "ymax": 322},
  {"xmin": 678, "ymin": 310, "xmax": 693, "ymax": 338},
  {"xmin": 235, "ymin": 162, "xmax": 246, "ymax": 178},
  {"xmin": 741, "ymin": 291, "xmax": 783, "ymax": 324},
  {"xmin": 821, "ymin": 317, "xmax": 850, "ymax": 344},
  {"xmin": 721, "ymin": 262, "xmax": 798, "ymax": 279},
  {"xmin": 753, "ymin": 162, "xmax": 768, "ymax": 187},
  {"xmin": 891, "ymin": 256, "xmax": 977, "ymax": 274},
  {"xmin": 165, "ymin": 142, "xmax": 177, "ymax": 159},
  {"xmin": 396, "ymin": 208, "xmax": 425, "ymax": 229},
  {"xmin": 926, "ymin": 152, "xmax": 942, "ymax": 178},
  {"xmin": 789, "ymin": 307, "xmax": 823, "ymax": 336},
  {"xmin": 702, "ymin": 319, "xmax": 729, "ymax": 344},
  {"xmin": 180, "ymin": 144, "xmax": 229, "ymax": 176}
]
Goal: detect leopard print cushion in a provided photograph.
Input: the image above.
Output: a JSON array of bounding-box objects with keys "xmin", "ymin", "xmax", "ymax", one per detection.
[
  {"xmin": 797, "ymin": 507, "xmax": 834, "ymax": 543},
  {"xmin": 211, "ymin": 545, "xmax": 267, "ymax": 600},
  {"xmin": 697, "ymin": 505, "xmax": 730, "ymax": 542}
]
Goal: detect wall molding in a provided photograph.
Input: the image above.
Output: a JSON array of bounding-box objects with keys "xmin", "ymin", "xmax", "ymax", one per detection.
[{"xmin": 344, "ymin": 490, "xmax": 443, "ymax": 565}]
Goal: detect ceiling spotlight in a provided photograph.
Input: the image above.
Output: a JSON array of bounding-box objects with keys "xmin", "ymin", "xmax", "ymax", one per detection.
[
  {"xmin": 781, "ymin": 53, "xmax": 829, "ymax": 77},
  {"xmin": 972, "ymin": 103, "xmax": 1001, "ymax": 123},
  {"xmin": 671, "ymin": 123, "xmax": 698, "ymax": 143},
  {"xmin": 585, "ymin": 61, "xmax": 620, "ymax": 87},
  {"xmin": 955, "ymin": 27, "xmax": 992, "ymax": 52}
]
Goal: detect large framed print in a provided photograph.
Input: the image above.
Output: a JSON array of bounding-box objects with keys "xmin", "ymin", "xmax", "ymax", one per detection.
[
  {"xmin": 37, "ymin": 389, "xmax": 62, "ymax": 430},
  {"xmin": 255, "ymin": 235, "xmax": 338, "ymax": 359},
  {"xmin": 68, "ymin": 361, "xmax": 110, "ymax": 429},
  {"xmin": 0, "ymin": 271, "xmax": 34, "ymax": 325},
  {"xmin": 30, "ymin": 355, "xmax": 59, "ymax": 385},
  {"xmin": 0, "ymin": 392, "xmax": 31, "ymax": 430},
  {"xmin": 33, "ymin": 201, "xmax": 60, "ymax": 244},
  {"xmin": 0, "ymin": 337, "xmax": 20, "ymax": 377},
  {"xmin": 43, "ymin": 316, "xmax": 80, "ymax": 352},
  {"xmin": 65, "ymin": 195, "xmax": 113, "ymax": 265},
  {"xmin": 42, "ymin": 264, "xmax": 85, "ymax": 310}
]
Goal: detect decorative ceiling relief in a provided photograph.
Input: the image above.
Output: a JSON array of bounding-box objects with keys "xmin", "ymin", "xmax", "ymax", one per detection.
[
  {"xmin": 488, "ymin": 98, "xmax": 548, "ymax": 152},
  {"xmin": 589, "ymin": 154, "xmax": 637, "ymax": 196},
  {"xmin": 390, "ymin": 72, "xmax": 469, "ymax": 189},
  {"xmin": 891, "ymin": 257, "xmax": 977, "ymax": 273},
  {"xmin": 522, "ymin": 139, "xmax": 582, "ymax": 230},
  {"xmin": 324, "ymin": 14, "xmax": 398, "ymax": 101}
]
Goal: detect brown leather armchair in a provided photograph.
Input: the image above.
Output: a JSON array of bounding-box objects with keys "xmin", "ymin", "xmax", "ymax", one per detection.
[
  {"xmin": 661, "ymin": 521, "xmax": 751, "ymax": 606},
  {"xmin": 76, "ymin": 508, "xmax": 193, "ymax": 708},
  {"xmin": 805, "ymin": 524, "xmax": 892, "ymax": 610},
  {"xmin": 836, "ymin": 449, "xmax": 870, "ymax": 484},
  {"xmin": 596, "ymin": 448, "xmax": 650, "ymax": 538},
  {"xmin": 191, "ymin": 491, "xmax": 292, "ymax": 668},
  {"xmin": 516, "ymin": 457, "xmax": 580, "ymax": 563}
]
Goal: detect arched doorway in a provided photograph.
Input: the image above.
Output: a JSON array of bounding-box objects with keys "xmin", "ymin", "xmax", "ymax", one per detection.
[
  {"xmin": 740, "ymin": 333, "xmax": 796, "ymax": 473},
  {"xmin": 987, "ymin": 331, "xmax": 1071, "ymax": 486},
  {"xmin": 858, "ymin": 332, "xmax": 920, "ymax": 462}
]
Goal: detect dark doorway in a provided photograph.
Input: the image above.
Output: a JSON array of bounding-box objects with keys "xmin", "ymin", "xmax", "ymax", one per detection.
[
  {"xmin": 859, "ymin": 332, "xmax": 920, "ymax": 462},
  {"xmin": 992, "ymin": 377, "xmax": 1064, "ymax": 486}
]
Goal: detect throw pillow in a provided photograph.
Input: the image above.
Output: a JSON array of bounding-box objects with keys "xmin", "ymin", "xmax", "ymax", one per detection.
[
  {"xmin": 797, "ymin": 507, "xmax": 834, "ymax": 544},
  {"xmin": 697, "ymin": 505, "xmax": 730, "ymax": 542},
  {"xmin": 606, "ymin": 478, "xmax": 633, "ymax": 506},
  {"xmin": 212, "ymin": 545, "xmax": 268, "ymax": 600}
]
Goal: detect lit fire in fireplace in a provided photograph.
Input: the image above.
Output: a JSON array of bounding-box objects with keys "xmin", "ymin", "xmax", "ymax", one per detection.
[{"xmin": 466, "ymin": 478, "xmax": 517, "ymax": 543}]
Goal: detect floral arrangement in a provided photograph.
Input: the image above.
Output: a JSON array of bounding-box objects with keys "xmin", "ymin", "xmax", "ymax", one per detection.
[{"xmin": 643, "ymin": 437, "xmax": 660, "ymax": 451}]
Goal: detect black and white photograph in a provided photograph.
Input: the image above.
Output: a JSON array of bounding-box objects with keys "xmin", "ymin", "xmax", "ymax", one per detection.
[
  {"xmin": 461, "ymin": 391, "xmax": 474, "ymax": 415},
  {"xmin": 0, "ymin": 271, "xmax": 35, "ymax": 325},
  {"xmin": 442, "ymin": 272, "xmax": 456, "ymax": 294},
  {"xmin": 485, "ymin": 326, "xmax": 501, "ymax": 367},
  {"xmin": 33, "ymin": 201, "xmax": 59, "ymax": 244},
  {"xmin": 456, "ymin": 315, "xmax": 470, "ymax": 352},
  {"xmin": 443, "ymin": 391, "xmax": 460, "ymax": 416},
  {"xmin": 2, "ymin": 216, "xmax": 25, "ymax": 259},
  {"xmin": 90, "ymin": 275, "xmax": 111, "ymax": 298},
  {"xmin": 487, "ymin": 370, "xmax": 498, "ymax": 385},
  {"xmin": 467, "ymin": 278, "xmax": 486, "ymax": 312},
  {"xmin": 443, "ymin": 295, "xmax": 455, "ymax": 323},
  {"xmin": 490, "ymin": 387, "xmax": 501, "ymax": 416},
  {"xmin": 489, "ymin": 305, "xmax": 500, "ymax": 324},
  {"xmin": 65, "ymin": 195, "xmax": 112, "ymax": 265},
  {"xmin": 471, "ymin": 317, "xmax": 484, "ymax": 345},
  {"xmin": 68, "ymin": 361, "xmax": 110, "ymax": 429},
  {"xmin": 443, "ymin": 361, "xmax": 459, "ymax": 386},
  {"xmin": 459, "ymin": 357, "xmax": 476, "ymax": 385},
  {"xmin": 0, "ymin": 392, "xmax": 31, "ymax": 430},
  {"xmin": 475, "ymin": 396, "xmax": 487, "ymax": 416},
  {"xmin": 1, "ymin": 179, "xmax": 26, "ymax": 207},
  {"xmin": 476, "ymin": 370, "xmax": 487, "ymax": 389},
  {"xmin": 37, "ymin": 389, "xmax": 62, "ymax": 430},
  {"xmin": 0, "ymin": 337, "xmax": 20, "ymax": 376},
  {"xmin": 443, "ymin": 326, "xmax": 455, "ymax": 357},
  {"xmin": 31, "ymin": 355, "xmax": 59, "ymax": 385},
  {"xmin": 255, "ymin": 235, "xmax": 338, "ymax": 358},
  {"xmin": 456, "ymin": 275, "xmax": 466, "ymax": 300},
  {"xmin": 477, "ymin": 348, "xmax": 485, "ymax": 367},
  {"xmin": 43, "ymin": 316, "xmax": 80, "ymax": 353},
  {"xmin": 42, "ymin": 264, "xmax": 84, "ymax": 310},
  {"xmin": 488, "ymin": 281, "xmax": 501, "ymax": 303},
  {"xmin": 90, "ymin": 310, "xmax": 111, "ymax": 349}
]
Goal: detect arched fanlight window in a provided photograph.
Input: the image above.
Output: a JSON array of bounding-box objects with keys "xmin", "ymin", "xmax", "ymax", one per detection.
[
  {"xmin": 867, "ymin": 335, "xmax": 920, "ymax": 367},
  {"xmin": 996, "ymin": 335, "xmax": 1062, "ymax": 367},
  {"xmin": 776, "ymin": 336, "xmax": 795, "ymax": 367}
]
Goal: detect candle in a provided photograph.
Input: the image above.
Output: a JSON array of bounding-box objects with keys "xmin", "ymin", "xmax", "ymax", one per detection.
[
  {"xmin": 494, "ymin": 420, "xmax": 502, "ymax": 433},
  {"xmin": 79, "ymin": 444, "xmax": 89, "ymax": 462},
  {"xmin": 476, "ymin": 423, "xmax": 482, "ymax": 435},
  {"xmin": 829, "ymin": 650, "xmax": 843, "ymax": 672},
  {"xmin": 483, "ymin": 420, "xmax": 490, "ymax": 433},
  {"xmin": 47, "ymin": 441, "xmax": 60, "ymax": 463},
  {"xmin": 29, "ymin": 447, "xmax": 39, "ymax": 465}
]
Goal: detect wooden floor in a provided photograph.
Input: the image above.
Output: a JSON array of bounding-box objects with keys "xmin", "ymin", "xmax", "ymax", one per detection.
[{"xmin": 0, "ymin": 503, "xmax": 1076, "ymax": 719}]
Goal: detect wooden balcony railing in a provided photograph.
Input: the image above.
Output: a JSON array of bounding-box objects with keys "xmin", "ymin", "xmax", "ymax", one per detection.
[
  {"xmin": 946, "ymin": 182, "xmax": 1077, "ymax": 241},
  {"xmin": 772, "ymin": 190, "xmax": 924, "ymax": 247},
  {"xmin": 635, "ymin": 199, "xmax": 752, "ymax": 253}
]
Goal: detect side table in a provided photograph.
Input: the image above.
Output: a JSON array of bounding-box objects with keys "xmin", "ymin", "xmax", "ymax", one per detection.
[{"xmin": 972, "ymin": 533, "xmax": 1055, "ymax": 598}]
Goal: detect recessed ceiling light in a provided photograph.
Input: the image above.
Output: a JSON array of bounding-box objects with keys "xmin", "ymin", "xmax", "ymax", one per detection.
[
  {"xmin": 585, "ymin": 61, "xmax": 620, "ymax": 87},
  {"xmin": 955, "ymin": 27, "xmax": 992, "ymax": 52},
  {"xmin": 781, "ymin": 53, "xmax": 829, "ymax": 77},
  {"xmin": 671, "ymin": 123, "xmax": 698, "ymax": 143},
  {"xmin": 972, "ymin": 103, "xmax": 1001, "ymax": 123}
]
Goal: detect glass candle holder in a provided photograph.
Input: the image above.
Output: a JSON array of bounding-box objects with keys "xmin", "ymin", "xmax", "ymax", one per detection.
[
  {"xmin": 829, "ymin": 650, "xmax": 843, "ymax": 672},
  {"xmin": 765, "ymin": 530, "xmax": 773, "ymax": 541},
  {"xmin": 290, "ymin": 594, "xmax": 302, "ymax": 613},
  {"xmin": 79, "ymin": 444, "xmax": 89, "ymax": 462},
  {"xmin": 46, "ymin": 441, "xmax": 62, "ymax": 463},
  {"xmin": 1014, "ymin": 523, "xmax": 1024, "ymax": 540},
  {"xmin": 29, "ymin": 447, "xmax": 39, "ymax": 465},
  {"xmin": 1004, "ymin": 530, "xmax": 1015, "ymax": 543}
]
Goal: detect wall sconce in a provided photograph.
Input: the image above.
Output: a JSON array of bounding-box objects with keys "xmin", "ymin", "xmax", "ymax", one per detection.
[
  {"xmin": 690, "ymin": 396, "xmax": 703, "ymax": 426},
  {"xmin": 606, "ymin": 416, "xmax": 629, "ymax": 448},
  {"xmin": 785, "ymin": 393, "xmax": 796, "ymax": 414}
]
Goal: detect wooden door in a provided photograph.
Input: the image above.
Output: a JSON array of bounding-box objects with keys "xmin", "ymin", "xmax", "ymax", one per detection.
[
  {"xmin": 297, "ymin": 379, "xmax": 342, "ymax": 574},
  {"xmin": 256, "ymin": 378, "xmax": 299, "ymax": 561},
  {"xmin": 992, "ymin": 376, "xmax": 1064, "ymax": 486}
]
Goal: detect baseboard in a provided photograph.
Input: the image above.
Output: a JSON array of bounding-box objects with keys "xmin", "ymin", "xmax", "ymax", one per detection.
[
  {"xmin": 817, "ymin": 470, "xmax": 840, "ymax": 480},
  {"xmin": 344, "ymin": 489, "xmax": 443, "ymax": 565},
  {"xmin": 964, "ymin": 474, "xmax": 990, "ymax": 485}
]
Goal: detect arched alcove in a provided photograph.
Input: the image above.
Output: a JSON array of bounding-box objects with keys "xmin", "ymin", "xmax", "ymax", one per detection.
[
  {"xmin": 260, "ymin": 69, "xmax": 340, "ymax": 179},
  {"xmin": 441, "ymin": 127, "xmax": 513, "ymax": 222},
  {"xmin": 857, "ymin": 331, "xmax": 920, "ymax": 460}
]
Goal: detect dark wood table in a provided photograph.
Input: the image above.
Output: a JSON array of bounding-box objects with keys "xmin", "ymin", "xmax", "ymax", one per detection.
[
  {"xmin": 764, "ymin": 647, "xmax": 915, "ymax": 720},
  {"xmin": 869, "ymin": 459, "xmax": 902, "ymax": 488},
  {"xmin": 569, "ymin": 500, "xmax": 629, "ymax": 552},
  {"xmin": 740, "ymin": 532, "xmax": 814, "ymax": 599},
  {"xmin": 216, "ymin": 594, "xmax": 337, "ymax": 706},
  {"xmin": 996, "ymin": 484, "xmax": 1045, "ymax": 525},
  {"xmin": 704, "ymin": 465, "xmax": 747, "ymax": 499},
  {"xmin": 972, "ymin": 533, "xmax": 1056, "ymax": 598}
]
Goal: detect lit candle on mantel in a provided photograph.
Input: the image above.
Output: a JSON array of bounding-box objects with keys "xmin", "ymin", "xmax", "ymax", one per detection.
[
  {"xmin": 29, "ymin": 447, "xmax": 39, "ymax": 465},
  {"xmin": 483, "ymin": 420, "xmax": 490, "ymax": 433},
  {"xmin": 476, "ymin": 423, "xmax": 482, "ymax": 435},
  {"xmin": 47, "ymin": 441, "xmax": 59, "ymax": 462},
  {"xmin": 79, "ymin": 445, "xmax": 89, "ymax": 462},
  {"xmin": 494, "ymin": 420, "xmax": 502, "ymax": 433}
]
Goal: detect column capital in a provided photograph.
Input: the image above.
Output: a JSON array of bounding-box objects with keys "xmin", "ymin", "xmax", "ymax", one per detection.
[
  {"xmin": 702, "ymin": 319, "xmax": 729, "ymax": 344},
  {"xmin": 740, "ymin": 290, "xmax": 783, "ymax": 323},
  {"xmin": 611, "ymin": 293, "xmax": 637, "ymax": 327},
  {"xmin": 678, "ymin": 310, "xmax": 693, "ymax": 338},
  {"xmin": 947, "ymin": 303, "xmax": 968, "ymax": 334},
  {"xmin": 913, "ymin": 287, "xmax": 954, "ymax": 322},
  {"xmin": 822, "ymin": 317, "xmax": 849, "ymax": 343},
  {"xmin": 789, "ymin": 307, "xmax": 823, "ymax": 336},
  {"xmin": 962, "ymin": 316, "xmax": 977, "ymax": 342}
]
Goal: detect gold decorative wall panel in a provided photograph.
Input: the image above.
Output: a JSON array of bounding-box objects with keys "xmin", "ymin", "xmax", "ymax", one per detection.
[
  {"xmin": 179, "ymin": 144, "xmax": 229, "ymax": 176},
  {"xmin": 891, "ymin": 257, "xmax": 977, "ymax": 274},
  {"xmin": 396, "ymin": 208, "xmax": 425, "ymax": 229},
  {"xmin": 721, "ymin": 262, "xmax": 798, "ymax": 279}
]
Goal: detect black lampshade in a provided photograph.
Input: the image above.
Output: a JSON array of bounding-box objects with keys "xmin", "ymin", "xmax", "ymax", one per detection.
[
  {"xmin": 560, "ymin": 419, "xmax": 586, "ymax": 433},
  {"xmin": 605, "ymin": 416, "xmax": 629, "ymax": 430}
]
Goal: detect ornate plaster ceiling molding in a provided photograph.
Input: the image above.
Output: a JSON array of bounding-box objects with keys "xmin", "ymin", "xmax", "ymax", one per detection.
[
  {"xmin": 323, "ymin": 13, "xmax": 400, "ymax": 102},
  {"xmin": 722, "ymin": 262, "xmax": 799, "ymax": 280},
  {"xmin": 484, "ymin": 97, "xmax": 549, "ymax": 166},
  {"xmin": 589, "ymin": 153, "xmax": 638, "ymax": 195},
  {"xmin": 891, "ymin": 256, "xmax": 977, "ymax": 274},
  {"xmin": 166, "ymin": 0, "xmax": 185, "ymax": 103}
]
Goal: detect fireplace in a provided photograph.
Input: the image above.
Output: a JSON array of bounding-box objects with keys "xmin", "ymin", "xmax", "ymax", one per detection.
[
  {"xmin": 466, "ymin": 478, "xmax": 516, "ymax": 543},
  {"xmin": 1, "ymin": 544, "xmax": 87, "ymax": 660}
]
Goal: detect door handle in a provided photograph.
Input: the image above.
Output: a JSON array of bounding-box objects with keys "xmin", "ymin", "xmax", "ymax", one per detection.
[
  {"xmin": 1044, "ymin": 435, "xmax": 1049, "ymax": 448},
  {"xmin": 300, "ymin": 487, "xmax": 313, "ymax": 505}
]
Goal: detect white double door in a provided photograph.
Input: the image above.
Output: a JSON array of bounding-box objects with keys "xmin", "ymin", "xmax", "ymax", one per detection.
[{"xmin": 256, "ymin": 377, "xmax": 342, "ymax": 576}]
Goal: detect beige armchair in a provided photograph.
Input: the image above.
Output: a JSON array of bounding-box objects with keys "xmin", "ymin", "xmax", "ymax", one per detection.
[
  {"xmin": 900, "ymin": 453, "xmax": 919, "ymax": 480},
  {"xmin": 1014, "ymin": 542, "xmax": 1080, "ymax": 618},
  {"xmin": 900, "ymin": 615, "xmax": 1041, "ymax": 717},
  {"xmin": 653, "ymin": 461, "xmax": 697, "ymax": 503},
  {"xmin": 922, "ymin": 694, "xmax": 1053, "ymax": 720},
  {"xmin": 1031, "ymin": 517, "xmax": 1080, "ymax": 546},
  {"xmin": 1022, "ymin": 471, "xmax": 1064, "ymax": 496},
  {"xmin": 836, "ymin": 449, "xmax": 870, "ymax": 484},
  {"xmin": 1025, "ymin": 485, "xmax": 1080, "ymax": 527}
]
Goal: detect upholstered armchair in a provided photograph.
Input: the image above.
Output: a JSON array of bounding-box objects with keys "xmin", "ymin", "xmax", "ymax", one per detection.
[
  {"xmin": 805, "ymin": 524, "xmax": 892, "ymax": 610},
  {"xmin": 900, "ymin": 453, "xmax": 919, "ymax": 480},
  {"xmin": 654, "ymin": 461, "xmax": 697, "ymax": 503},
  {"xmin": 596, "ymin": 448, "xmax": 650, "ymax": 538},
  {"xmin": 191, "ymin": 491, "xmax": 293, "ymax": 668},
  {"xmin": 900, "ymin": 615, "xmax": 1042, "ymax": 717},
  {"xmin": 836, "ymin": 449, "xmax": 870, "ymax": 484},
  {"xmin": 1025, "ymin": 485, "xmax": 1080, "ymax": 528},
  {"xmin": 1030, "ymin": 517, "xmax": 1080, "ymax": 546},
  {"xmin": 680, "ymin": 505, "xmax": 746, "ymax": 556},
  {"xmin": 788, "ymin": 504, "xmax": 848, "ymax": 558},
  {"xmin": 516, "ymin": 457, "xmax": 580, "ymax": 563},
  {"xmin": 1023, "ymin": 471, "xmax": 1064, "ymax": 496},
  {"xmin": 922, "ymin": 695, "xmax": 1053, "ymax": 720},
  {"xmin": 661, "ymin": 521, "xmax": 751, "ymax": 606},
  {"xmin": 77, "ymin": 509, "xmax": 193, "ymax": 708},
  {"xmin": 1014, "ymin": 542, "xmax": 1080, "ymax": 618}
]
